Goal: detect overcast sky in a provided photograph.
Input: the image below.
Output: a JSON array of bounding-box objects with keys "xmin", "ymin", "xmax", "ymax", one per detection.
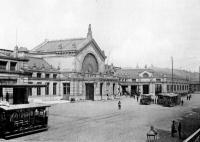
[{"xmin": 0, "ymin": 0, "xmax": 200, "ymax": 71}]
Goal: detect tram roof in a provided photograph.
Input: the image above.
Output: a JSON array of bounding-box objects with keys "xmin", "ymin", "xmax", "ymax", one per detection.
[{"xmin": 0, "ymin": 103, "xmax": 50, "ymax": 111}]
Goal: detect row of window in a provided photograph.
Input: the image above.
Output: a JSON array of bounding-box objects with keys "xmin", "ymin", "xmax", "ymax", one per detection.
[
  {"xmin": 0, "ymin": 61, "xmax": 17, "ymax": 71},
  {"xmin": 34, "ymin": 73, "xmax": 57, "ymax": 79},
  {"xmin": 167, "ymin": 84, "xmax": 189, "ymax": 91},
  {"xmin": 29, "ymin": 82, "xmax": 70, "ymax": 96},
  {"xmin": 120, "ymin": 78, "xmax": 161, "ymax": 82}
]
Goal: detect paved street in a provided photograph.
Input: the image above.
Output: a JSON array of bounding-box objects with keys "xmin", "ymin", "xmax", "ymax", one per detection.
[{"xmin": 9, "ymin": 94, "xmax": 200, "ymax": 142}]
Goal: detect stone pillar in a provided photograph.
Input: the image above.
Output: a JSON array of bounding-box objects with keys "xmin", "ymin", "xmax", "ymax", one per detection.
[
  {"xmin": 70, "ymin": 81, "xmax": 75, "ymax": 98},
  {"xmin": 128, "ymin": 85, "xmax": 131, "ymax": 94},
  {"xmin": 139, "ymin": 84, "xmax": 143, "ymax": 95},
  {"xmin": 94, "ymin": 82, "xmax": 101, "ymax": 100},
  {"xmin": 162, "ymin": 83, "xmax": 167, "ymax": 93}
]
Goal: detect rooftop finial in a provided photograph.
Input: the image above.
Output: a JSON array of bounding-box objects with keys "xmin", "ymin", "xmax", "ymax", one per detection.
[{"xmin": 87, "ymin": 24, "xmax": 92, "ymax": 39}]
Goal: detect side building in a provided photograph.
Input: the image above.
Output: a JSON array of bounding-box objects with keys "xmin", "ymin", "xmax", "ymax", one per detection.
[
  {"xmin": 115, "ymin": 67, "xmax": 190, "ymax": 96},
  {"xmin": 0, "ymin": 48, "xmax": 29, "ymax": 102}
]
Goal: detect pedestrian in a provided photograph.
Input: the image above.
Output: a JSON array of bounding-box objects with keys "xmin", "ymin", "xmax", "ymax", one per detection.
[
  {"xmin": 6, "ymin": 92, "xmax": 9, "ymax": 102},
  {"xmin": 178, "ymin": 122, "xmax": 182, "ymax": 139},
  {"xmin": 181, "ymin": 100, "xmax": 184, "ymax": 106},
  {"xmin": 171, "ymin": 120, "xmax": 177, "ymax": 137},
  {"xmin": 107, "ymin": 94, "xmax": 109, "ymax": 100},
  {"xmin": 0, "ymin": 92, "xmax": 3, "ymax": 101},
  {"xmin": 136, "ymin": 96, "xmax": 139, "ymax": 102},
  {"xmin": 118, "ymin": 101, "xmax": 121, "ymax": 110}
]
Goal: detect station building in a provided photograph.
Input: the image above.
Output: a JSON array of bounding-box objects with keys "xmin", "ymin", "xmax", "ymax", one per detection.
[
  {"xmin": 115, "ymin": 67, "xmax": 190, "ymax": 96},
  {"xmin": 16, "ymin": 24, "xmax": 119, "ymax": 101}
]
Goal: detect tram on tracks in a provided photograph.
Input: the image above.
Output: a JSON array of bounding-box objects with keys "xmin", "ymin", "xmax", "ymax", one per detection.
[{"xmin": 0, "ymin": 84, "xmax": 50, "ymax": 139}]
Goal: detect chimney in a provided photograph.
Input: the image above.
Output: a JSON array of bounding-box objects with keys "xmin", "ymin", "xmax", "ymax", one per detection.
[{"xmin": 87, "ymin": 24, "xmax": 92, "ymax": 40}]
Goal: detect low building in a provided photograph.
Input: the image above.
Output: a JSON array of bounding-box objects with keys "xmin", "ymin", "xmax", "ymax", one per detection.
[
  {"xmin": 115, "ymin": 67, "xmax": 190, "ymax": 96},
  {"xmin": 0, "ymin": 48, "xmax": 29, "ymax": 102}
]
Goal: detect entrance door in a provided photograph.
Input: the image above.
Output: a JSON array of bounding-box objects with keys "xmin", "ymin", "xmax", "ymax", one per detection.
[
  {"xmin": 131, "ymin": 85, "xmax": 137, "ymax": 95},
  {"xmin": 113, "ymin": 83, "xmax": 115, "ymax": 95},
  {"xmin": 122, "ymin": 85, "xmax": 128, "ymax": 95},
  {"xmin": 86, "ymin": 83, "xmax": 94, "ymax": 100},
  {"xmin": 143, "ymin": 85, "xmax": 149, "ymax": 94},
  {"xmin": 100, "ymin": 83, "xmax": 103, "ymax": 100}
]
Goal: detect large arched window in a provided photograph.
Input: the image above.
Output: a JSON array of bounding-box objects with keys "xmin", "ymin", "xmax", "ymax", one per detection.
[
  {"xmin": 143, "ymin": 73, "xmax": 149, "ymax": 78},
  {"xmin": 82, "ymin": 53, "xmax": 98, "ymax": 73}
]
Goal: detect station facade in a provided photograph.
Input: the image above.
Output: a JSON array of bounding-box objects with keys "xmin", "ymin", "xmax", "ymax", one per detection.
[{"xmin": 17, "ymin": 25, "xmax": 119, "ymax": 101}]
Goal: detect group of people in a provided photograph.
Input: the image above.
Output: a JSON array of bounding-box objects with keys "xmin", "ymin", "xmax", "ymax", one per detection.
[{"xmin": 171, "ymin": 120, "xmax": 182, "ymax": 139}]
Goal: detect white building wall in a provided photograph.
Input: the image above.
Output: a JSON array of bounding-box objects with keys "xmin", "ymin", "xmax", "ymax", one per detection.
[{"xmin": 43, "ymin": 56, "xmax": 75, "ymax": 71}]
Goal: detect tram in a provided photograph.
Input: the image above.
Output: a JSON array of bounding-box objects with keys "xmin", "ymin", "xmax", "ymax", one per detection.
[
  {"xmin": 0, "ymin": 84, "xmax": 50, "ymax": 139},
  {"xmin": 157, "ymin": 93, "xmax": 181, "ymax": 107}
]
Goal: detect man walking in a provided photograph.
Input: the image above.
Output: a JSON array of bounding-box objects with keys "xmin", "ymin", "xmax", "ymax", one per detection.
[
  {"xmin": 118, "ymin": 101, "xmax": 121, "ymax": 110},
  {"xmin": 178, "ymin": 122, "xmax": 182, "ymax": 139},
  {"xmin": 171, "ymin": 120, "xmax": 176, "ymax": 137}
]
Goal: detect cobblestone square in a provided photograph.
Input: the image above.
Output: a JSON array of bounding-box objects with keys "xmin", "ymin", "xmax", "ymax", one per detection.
[{"xmin": 7, "ymin": 93, "xmax": 200, "ymax": 142}]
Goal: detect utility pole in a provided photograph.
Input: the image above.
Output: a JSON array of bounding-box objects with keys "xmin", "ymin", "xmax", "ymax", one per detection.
[
  {"xmin": 171, "ymin": 57, "xmax": 174, "ymax": 93},
  {"xmin": 199, "ymin": 66, "xmax": 200, "ymax": 91}
]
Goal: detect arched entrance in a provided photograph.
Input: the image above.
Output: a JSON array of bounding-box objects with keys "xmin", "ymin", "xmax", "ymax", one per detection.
[{"xmin": 82, "ymin": 53, "xmax": 98, "ymax": 100}]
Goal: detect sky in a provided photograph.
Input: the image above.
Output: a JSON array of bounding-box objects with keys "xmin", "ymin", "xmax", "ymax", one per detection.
[{"xmin": 0, "ymin": 0, "xmax": 200, "ymax": 71}]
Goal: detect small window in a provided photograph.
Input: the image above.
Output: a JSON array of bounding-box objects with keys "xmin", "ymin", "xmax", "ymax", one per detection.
[
  {"xmin": 132, "ymin": 79, "xmax": 136, "ymax": 82},
  {"xmin": 53, "ymin": 74, "xmax": 57, "ymax": 79},
  {"xmin": 143, "ymin": 73, "xmax": 149, "ymax": 78},
  {"xmin": 37, "ymin": 73, "xmax": 41, "ymax": 78},
  {"xmin": 0, "ymin": 61, "xmax": 7, "ymax": 70},
  {"xmin": 156, "ymin": 79, "xmax": 161, "ymax": 82},
  {"xmin": 45, "ymin": 82, "xmax": 49, "ymax": 95},
  {"xmin": 37, "ymin": 82, "xmax": 42, "ymax": 96},
  {"xmin": 45, "ymin": 74, "xmax": 50, "ymax": 78},
  {"xmin": 10, "ymin": 62, "xmax": 17, "ymax": 71},
  {"xmin": 53, "ymin": 83, "xmax": 57, "ymax": 95}
]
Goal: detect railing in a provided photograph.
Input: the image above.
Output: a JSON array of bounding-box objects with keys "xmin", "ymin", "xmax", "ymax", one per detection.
[{"xmin": 183, "ymin": 128, "xmax": 200, "ymax": 142}]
